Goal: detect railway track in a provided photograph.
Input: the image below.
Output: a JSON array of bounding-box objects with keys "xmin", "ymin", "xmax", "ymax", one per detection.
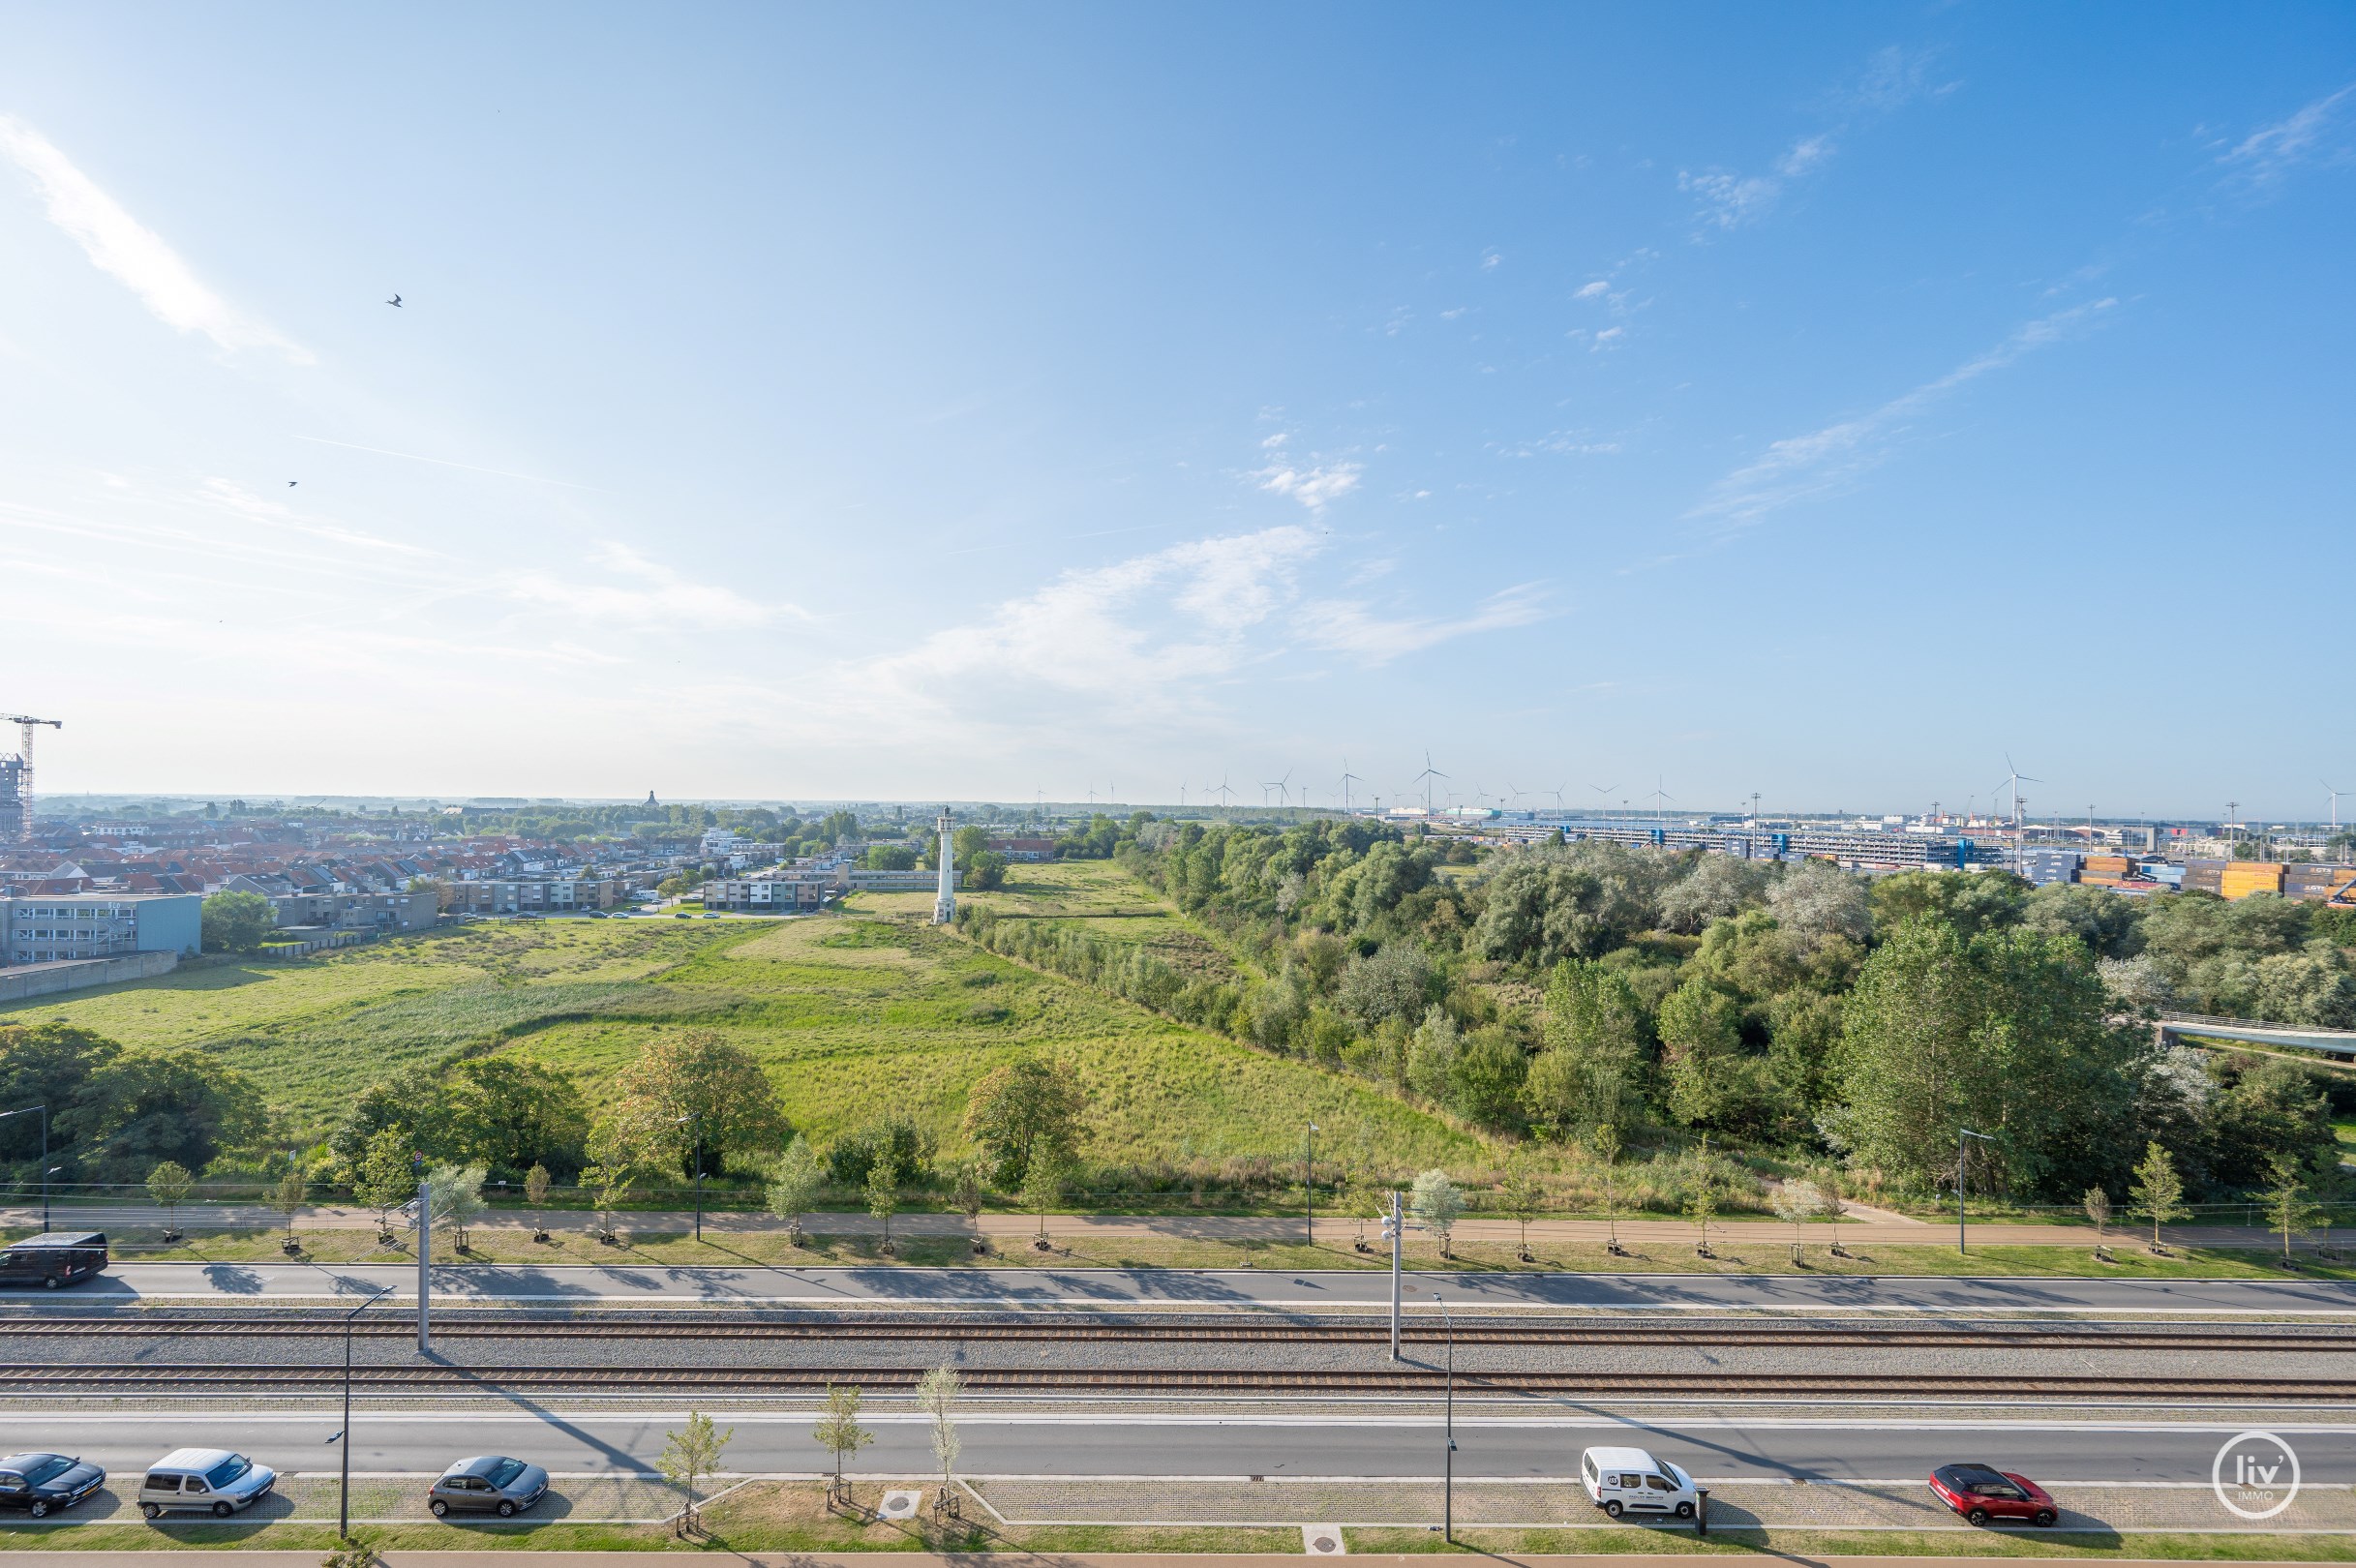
[
  {"xmin": 3, "ymin": 1362, "xmax": 2350, "ymax": 1401},
  {"xmin": 1, "ymin": 1313, "xmax": 2350, "ymax": 1352}
]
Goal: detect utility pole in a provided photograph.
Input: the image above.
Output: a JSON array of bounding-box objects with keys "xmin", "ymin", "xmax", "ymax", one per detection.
[
  {"xmin": 1956, "ymin": 1129, "xmax": 1993, "ymax": 1253},
  {"xmin": 1386, "ymin": 1191, "xmax": 1404, "ymax": 1360},
  {"xmin": 416, "ymin": 1166, "xmax": 432, "ymax": 1354},
  {"xmin": 1433, "ymin": 1292, "xmax": 1457, "ymax": 1543},
  {"xmin": 334, "ymin": 1285, "xmax": 396, "ymax": 1540}
]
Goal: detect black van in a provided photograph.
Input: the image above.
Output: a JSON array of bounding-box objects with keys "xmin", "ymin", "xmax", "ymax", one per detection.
[{"xmin": 0, "ymin": 1232, "xmax": 108, "ymax": 1289}]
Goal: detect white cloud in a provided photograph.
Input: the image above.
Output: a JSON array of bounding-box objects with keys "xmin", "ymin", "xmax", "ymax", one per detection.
[
  {"xmin": 2220, "ymin": 83, "xmax": 2353, "ymax": 188},
  {"xmin": 0, "ymin": 114, "xmax": 309, "ymax": 362},
  {"xmin": 1777, "ymin": 134, "xmax": 1835, "ymax": 178},
  {"xmin": 1255, "ymin": 461, "xmax": 1363, "ymax": 512},
  {"xmin": 1679, "ymin": 167, "xmax": 1783, "ymax": 229},
  {"xmin": 1574, "ymin": 280, "xmax": 1610, "ymax": 300},
  {"xmin": 1591, "ymin": 326, "xmax": 1626, "ymax": 350},
  {"xmin": 1690, "ymin": 299, "xmax": 2117, "ymax": 527},
  {"xmin": 1259, "ymin": 432, "xmax": 1289, "ymax": 449},
  {"xmin": 1293, "ymin": 583, "xmax": 1548, "ymax": 663},
  {"xmin": 509, "ymin": 541, "xmax": 796, "ymax": 627},
  {"xmin": 1481, "ymin": 250, "xmax": 1502, "ymax": 270}
]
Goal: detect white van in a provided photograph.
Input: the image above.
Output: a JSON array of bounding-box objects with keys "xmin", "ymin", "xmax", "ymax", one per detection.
[
  {"xmin": 1581, "ymin": 1445, "xmax": 1699, "ymax": 1520},
  {"xmin": 137, "ymin": 1449, "xmax": 277, "ymax": 1520}
]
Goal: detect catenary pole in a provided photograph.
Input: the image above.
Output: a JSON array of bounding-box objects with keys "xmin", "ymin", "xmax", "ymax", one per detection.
[
  {"xmin": 416, "ymin": 1169, "xmax": 432, "ymax": 1353},
  {"xmin": 1389, "ymin": 1190, "xmax": 1403, "ymax": 1360}
]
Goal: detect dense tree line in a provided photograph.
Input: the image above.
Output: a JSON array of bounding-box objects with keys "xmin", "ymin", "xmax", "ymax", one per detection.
[
  {"xmin": 1104, "ymin": 820, "xmax": 2351, "ymax": 1204},
  {"xmin": 0, "ymin": 1024, "xmax": 268, "ymax": 1185}
]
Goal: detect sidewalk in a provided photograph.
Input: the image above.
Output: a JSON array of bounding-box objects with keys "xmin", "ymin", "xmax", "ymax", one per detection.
[{"xmin": 0, "ymin": 1202, "xmax": 2319, "ymax": 1251}]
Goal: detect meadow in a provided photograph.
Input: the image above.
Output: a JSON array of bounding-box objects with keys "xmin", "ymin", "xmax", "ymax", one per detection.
[{"xmin": 0, "ymin": 866, "xmax": 1478, "ymax": 1180}]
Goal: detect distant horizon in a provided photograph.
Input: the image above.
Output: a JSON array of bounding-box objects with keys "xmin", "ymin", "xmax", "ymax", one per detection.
[{"xmin": 22, "ymin": 788, "xmax": 2338, "ymax": 831}]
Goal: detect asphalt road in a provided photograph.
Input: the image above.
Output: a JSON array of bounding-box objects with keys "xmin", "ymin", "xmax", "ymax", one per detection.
[
  {"xmin": 16, "ymin": 1263, "xmax": 2356, "ymax": 1315},
  {"xmin": 17, "ymin": 1406, "xmax": 2351, "ymax": 1488}
]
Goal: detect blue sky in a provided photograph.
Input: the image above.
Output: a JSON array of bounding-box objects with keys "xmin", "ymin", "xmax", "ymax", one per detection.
[{"xmin": 2, "ymin": 6, "xmax": 2350, "ymax": 819}]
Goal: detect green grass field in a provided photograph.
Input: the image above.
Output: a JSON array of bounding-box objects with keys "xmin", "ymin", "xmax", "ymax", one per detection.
[{"xmin": 0, "ymin": 870, "xmax": 1476, "ymax": 1177}]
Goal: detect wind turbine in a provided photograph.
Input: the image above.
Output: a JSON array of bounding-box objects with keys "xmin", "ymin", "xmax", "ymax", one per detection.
[
  {"xmin": 1409, "ymin": 752, "xmax": 1449, "ymax": 814},
  {"xmin": 1338, "ymin": 760, "xmax": 1365, "ymax": 812},
  {"xmin": 1551, "ymin": 783, "xmax": 1569, "ymax": 810},
  {"xmin": 1589, "ymin": 782, "xmax": 1618, "ymax": 822},
  {"xmin": 2326, "ymin": 781, "xmax": 2342, "ymax": 834},
  {"xmin": 1992, "ymin": 754, "xmax": 2040, "ymax": 838},
  {"xmin": 1649, "ymin": 776, "xmax": 1675, "ymax": 824},
  {"xmin": 1211, "ymin": 775, "xmax": 1237, "ymax": 809}
]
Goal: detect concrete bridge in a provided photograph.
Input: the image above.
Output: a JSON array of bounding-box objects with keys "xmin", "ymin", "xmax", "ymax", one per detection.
[{"xmin": 2160, "ymin": 1010, "xmax": 2356, "ymax": 1059}]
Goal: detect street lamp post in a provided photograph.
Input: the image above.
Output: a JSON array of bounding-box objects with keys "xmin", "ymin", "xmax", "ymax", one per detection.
[
  {"xmin": 1957, "ymin": 1128, "xmax": 1994, "ymax": 1253},
  {"xmin": 0, "ymin": 1105, "xmax": 50, "ymax": 1232},
  {"xmin": 331, "ymin": 1284, "xmax": 397, "ymax": 1541},
  {"xmin": 1304, "ymin": 1122, "xmax": 1319, "ymax": 1245},
  {"xmin": 1432, "ymin": 1292, "xmax": 1456, "ymax": 1542}
]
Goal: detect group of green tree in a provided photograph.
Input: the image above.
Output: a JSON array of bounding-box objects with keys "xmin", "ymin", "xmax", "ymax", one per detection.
[
  {"xmin": 317, "ymin": 1031, "xmax": 1090, "ymax": 1221},
  {"xmin": 0, "ymin": 1023, "xmax": 268, "ymax": 1185},
  {"xmin": 1066, "ymin": 818, "xmax": 2355, "ymax": 1206}
]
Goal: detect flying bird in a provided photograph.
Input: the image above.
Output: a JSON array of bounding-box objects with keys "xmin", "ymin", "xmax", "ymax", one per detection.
[
  {"xmin": 386, "ymin": 294, "xmax": 403, "ymax": 307},
  {"xmin": 287, "ymin": 480, "xmax": 297, "ymax": 487}
]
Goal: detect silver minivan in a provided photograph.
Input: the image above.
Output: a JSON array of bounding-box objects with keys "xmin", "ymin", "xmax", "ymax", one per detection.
[{"xmin": 138, "ymin": 1449, "xmax": 277, "ymax": 1519}]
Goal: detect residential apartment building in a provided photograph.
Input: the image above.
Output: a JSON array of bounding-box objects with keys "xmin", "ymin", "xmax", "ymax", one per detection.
[
  {"xmin": 985, "ymin": 836, "xmax": 1057, "ymax": 862},
  {"xmin": 270, "ymin": 890, "xmax": 441, "ymax": 933},
  {"xmin": 1, "ymin": 892, "xmax": 202, "ymax": 966},
  {"xmin": 702, "ymin": 873, "xmax": 832, "ymax": 913},
  {"xmin": 443, "ymin": 879, "xmax": 626, "ymax": 916}
]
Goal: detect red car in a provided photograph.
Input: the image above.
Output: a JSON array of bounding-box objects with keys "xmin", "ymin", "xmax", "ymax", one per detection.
[{"xmin": 1929, "ymin": 1463, "xmax": 2059, "ymax": 1526}]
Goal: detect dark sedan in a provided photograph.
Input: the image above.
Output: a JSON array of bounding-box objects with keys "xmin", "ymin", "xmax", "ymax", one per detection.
[
  {"xmin": 0, "ymin": 1452, "xmax": 106, "ymax": 1518},
  {"xmin": 427, "ymin": 1456, "xmax": 548, "ymax": 1518}
]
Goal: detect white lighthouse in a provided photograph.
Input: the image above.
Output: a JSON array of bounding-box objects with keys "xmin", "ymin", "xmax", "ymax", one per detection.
[{"xmin": 933, "ymin": 809, "xmax": 957, "ymax": 923}]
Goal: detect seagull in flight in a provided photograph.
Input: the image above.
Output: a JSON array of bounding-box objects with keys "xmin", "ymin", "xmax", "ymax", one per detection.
[
  {"xmin": 386, "ymin": 293, "xmax": 403, "ymax": 307},
  {"xmin": 287, "ymin": 480, "xmax": 297, "ymax": 488}
]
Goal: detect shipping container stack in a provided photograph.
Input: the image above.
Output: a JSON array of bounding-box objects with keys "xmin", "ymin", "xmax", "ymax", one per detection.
[
  {"xmin": 2219, "ymin": 860, "xmax": 2286, "ymax": 900},
  {"xmin": 2079, "ymin": 853, "xmax": 2132, "ymax": 889},
  {"xmin": 2284, "ymin": 863, "xmax": 2356, "ymax": 903},
  {"xmin": 2181, "ymin": 858, "xmax": 2228, "ymax": 894},
  {"xmin": 2016, "ymin": 848, "xmax": 2083, "ymax": 888}
]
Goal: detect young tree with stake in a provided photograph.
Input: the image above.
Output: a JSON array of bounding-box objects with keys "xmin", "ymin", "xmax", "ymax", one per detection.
[
  {"xmin": 2130, "ymin": 1141, "xmax": 2188, "ymax": 1254},
  {"xmin": 1023, "ymin": 1148, "xmax": 1067, "ymax": 1250},
  {"xmin": 145, "ymin": 1160, "xmax": 193, "ymax": 1243},
  {"xmin": 951, "ymin": 1161, "xmax": 986, "ymax": 1254},
  {"xmin": 866, "ymin": 1147, "xmax": 901, "ymax": 1254},
  {"xmin": 812, "ymin": 1383, "xmax": 873, "ymax": 1509},
  {"xmin": 1410, "ymin": 1168, "xmax": 1464, "ymax": 1259},
  {"xmin": 1773, "ymin": 1178, "xmax": 1824, "ymax": 1267},
  {"xmin": 1589, "ymin": 1124, "xmax": 1623, "ymax": 1253},
  {"xmin": 1497, "ymin": 1158, "xmax": 1545, "ymax": 1262},
  {"xmin": 525, "ymin": 1162, "xmax": 552, "ymax": 1243},
  {"xmin": 918, "ymin": 1365, "xmax": 963, "ymax": 1522},
  {"xmin": 2083, "ymin": 1186, "xmax": 2112, "ymax": 1253},
  {"xmin": 766, "ymin": 1134, "xmax": 825, "ymax": 1247},
  {"xmin": 1685, "ymin": 1136, "xmax": 1719, "ymax": 1256},
  {"xmin": 2265, "ymin": 1157, "xmax": 2324, "ymax": 1263},
  {"xmin": 659, "ymin": 1409, "xmax": 733, "ymax": 1536}
]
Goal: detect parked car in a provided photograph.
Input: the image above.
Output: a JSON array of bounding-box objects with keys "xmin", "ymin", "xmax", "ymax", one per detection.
[
  {"xmin": 138, "ymin": 1449, "xmax": 276, "ymax": 1519},
  {"xmin": 1580, "ymin": 1445, "xmax": 1699, "ymax": 1519},
  {"xmin": 427, "ymin": 1455, "xmax": 549, "ymax": 1518},
  {"xmin": 0, "ymin": 1232, "xmax": 108, "ymax": 1290},
  {"xmin": 1928, "ymin": 1462, "xmax": 2058, "ymax": 1526},
  {"xmin": 0, "ymin": 1452, "xmax": 105, "ymax": 1517}
]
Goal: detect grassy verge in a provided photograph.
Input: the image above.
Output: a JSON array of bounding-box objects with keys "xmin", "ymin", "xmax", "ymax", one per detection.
[{"xmin": 71, "ymin": 1226, "xmax": 2354, "ymax": 1279}]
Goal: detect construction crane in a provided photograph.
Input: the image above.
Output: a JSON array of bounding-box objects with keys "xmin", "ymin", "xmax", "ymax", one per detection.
[{"xmin": 0, "ymin": 715, "xmax": 62, "ymax": 843}]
